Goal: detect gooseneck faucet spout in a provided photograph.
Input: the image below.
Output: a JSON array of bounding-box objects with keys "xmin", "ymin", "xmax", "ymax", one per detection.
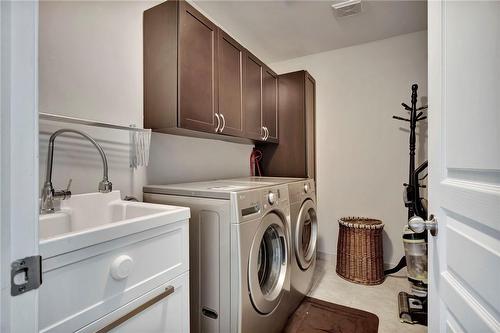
[{"xmin": 40, "ymin": 129, "xmax": 112, "ymax": 214}]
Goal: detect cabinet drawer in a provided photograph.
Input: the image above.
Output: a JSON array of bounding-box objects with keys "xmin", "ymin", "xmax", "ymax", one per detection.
[
  {"xmin": 39, "ymin": 220, "xmax": 189, "ymax": 333},
  {"xmin": 77, "ymin": 272, "xmax": 189, "ymax": 333}
]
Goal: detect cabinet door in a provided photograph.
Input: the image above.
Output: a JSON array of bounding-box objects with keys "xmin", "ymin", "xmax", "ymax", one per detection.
[
  {"xmin": 178, "ymin": 1, "xmax": 218, "ymax": 133},
  {"xmin": 218, "ymin": 29, "xmax": 245, "ymax": 137},
  {"xmin": 305, "ymin": 73, "xmax": 316, "ymax": 180},
  {"xmin": 244, "ymin": 52, "xmax": 264, "ymax": 141},
  {"xmin": 262, "ymin": 66, "xmax": 278, "ymax": 143},
  {"xmin": 83, "ymin": 273, "xmax": 190, "ymax": 333},
  {"xmin": 258, "ymin": 70, "xmax": 306, "ymax": 177}
]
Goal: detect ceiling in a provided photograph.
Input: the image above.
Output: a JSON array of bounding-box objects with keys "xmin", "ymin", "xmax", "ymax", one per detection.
[{"xmin": 193, "ymin": 0, "xmax": 427, "ymax": 63}]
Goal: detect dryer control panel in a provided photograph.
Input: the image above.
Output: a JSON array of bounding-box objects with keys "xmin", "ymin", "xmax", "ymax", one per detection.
[
  {"xmin": 233, "ymin": 185, "xmax": 290, "ymax": 223},
  {"xmin": 289, "ymin": 179, "xmax": 315, "ymax": 204}
]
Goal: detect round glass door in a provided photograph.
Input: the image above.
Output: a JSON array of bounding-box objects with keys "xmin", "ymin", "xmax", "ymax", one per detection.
[
  {"xmin": 248, "ymin": 212, "xmax": 288, "ymax": 314},
  {"xmin": 295, "ymin": 199, "xmax": 318, "ymax": 270}
]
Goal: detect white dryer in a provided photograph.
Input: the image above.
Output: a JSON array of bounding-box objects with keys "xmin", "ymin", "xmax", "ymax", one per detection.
[{"xmin": 143, "ymin": 180, "xmax": 293, "ymax": 333}]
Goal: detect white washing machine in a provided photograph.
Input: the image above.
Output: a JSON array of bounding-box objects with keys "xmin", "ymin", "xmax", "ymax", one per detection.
[
  {"xmin": 143, "ymin": 180, "xmax": 293, "ymax": 333},
  {"xmin": 227, "ymin": 177, "xmax": 318, "ymax": 311}
]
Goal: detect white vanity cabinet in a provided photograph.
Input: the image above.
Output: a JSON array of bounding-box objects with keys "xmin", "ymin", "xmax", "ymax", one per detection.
[{"xmin": 38, "ymin": 195, "xmax": 190, "ymax": 333}]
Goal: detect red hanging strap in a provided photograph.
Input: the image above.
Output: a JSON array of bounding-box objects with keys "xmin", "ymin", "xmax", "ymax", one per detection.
[{"xmin": 250, "ymin": 148, "xmax": 263, "ymax": 176}]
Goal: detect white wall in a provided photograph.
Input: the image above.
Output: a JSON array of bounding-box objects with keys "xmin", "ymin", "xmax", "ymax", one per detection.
[
  {"xmin": 39, "ymin": 1, "xmax": 253, "ymax": 200},
  {"xmin": 271, "ymin": 31, "xmax": 428, "ymax": 266},
  {"xmin": 39, "ymin": 1, "xmax": 427, "ymax": 265}
]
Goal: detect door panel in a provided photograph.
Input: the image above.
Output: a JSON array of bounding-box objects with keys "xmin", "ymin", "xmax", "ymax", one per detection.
[
  {"xmin": 445, "ymin": 218, "xmax": 500, "ymax": 313},
  {"xmin": 244, "ymin": 53, "xmax": 263, "ymax": 141},
  {"xmin": 428, "ymin": 1, "xmax": 500, "ymax": 332},
  {"xmin": 262, "ymin": 66, "xmax": 278, "ymax": 143},
  {"xmin": 218, "ymin": 30, "xmax": 244, "ymax": 137},
  {"xmin": 444, "ymin": 3, "xmax": 500, "ymax": 171},
  {"xmin": 178, "ymin": 2, "xmax": 218, "ymax": 133},
  {"xmin": 305, "ymin": 74, "xmax": 316, "ymax": 180}
]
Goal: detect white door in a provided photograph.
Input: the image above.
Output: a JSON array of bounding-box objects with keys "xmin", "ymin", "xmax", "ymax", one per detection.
[
  {"xmin": 428, "ymin": 1, "xmax": 500, "ymax": 332},
  {"xmin": 0, "ymin": 1, "xmax": 40, "ymax": 332}
]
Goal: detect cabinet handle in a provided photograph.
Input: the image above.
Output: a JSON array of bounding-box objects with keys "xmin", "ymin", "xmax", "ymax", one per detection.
[
  {"xmin": 261, "ymin": 127, "xmax": 266, "ymax": 140},
  {"xmin": 214, "ymin": 114, "xmax": 220, "ymax": 133},
  {"xmin": 96, "ymin": 285, "xmax": 175, "ymax": 333},
  {"xmin": 263, "ymin": 127, "xmax": 269, "ymax": 141},
  {"xmin": 220, "ymin": 113, "xmax": 226, "ymax": 132}
]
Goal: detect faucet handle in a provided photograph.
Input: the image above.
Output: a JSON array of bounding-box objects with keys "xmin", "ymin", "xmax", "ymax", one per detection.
[
  {"xmin": 66, "ymin": 178, "xmax": 72, "ymax": 191},
  {"xmin": 53, "ymin": 178, "xmax": 72, "ymax": 200}
]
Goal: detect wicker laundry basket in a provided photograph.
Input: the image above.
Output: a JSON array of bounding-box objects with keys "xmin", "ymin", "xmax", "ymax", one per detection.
[{"xmin": 336, "ymin": 217, "xmax": 385, "ymax": 285}]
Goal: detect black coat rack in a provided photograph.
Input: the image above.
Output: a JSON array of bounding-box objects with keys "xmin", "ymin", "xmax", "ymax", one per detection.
[
  {"xmin": 393, "ymin": 84, "xmax": 428, "ymax": 220},
  {"xmin": 385, "ymin": 84, "xmax": 428, "ymax": 276}
]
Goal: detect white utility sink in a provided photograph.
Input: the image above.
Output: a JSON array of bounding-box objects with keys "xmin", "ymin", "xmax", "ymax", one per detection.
[{"xmin": 39, "ymin": 191, "xmax": 190, "ymax": 258}]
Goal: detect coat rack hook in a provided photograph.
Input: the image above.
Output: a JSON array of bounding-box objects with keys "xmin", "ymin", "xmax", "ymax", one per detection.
[{"xmin": 401, "ymin": 103, "xmax": 412, "ymax": 111}]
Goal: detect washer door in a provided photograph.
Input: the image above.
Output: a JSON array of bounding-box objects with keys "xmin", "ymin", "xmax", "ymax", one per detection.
[
  {"xmin": 295, "ymin": 199, "xmax": 318, "ymax": 270},
  {"xmin": 248, "ymin": 212, "xmax": 288, "ymax": 314}
]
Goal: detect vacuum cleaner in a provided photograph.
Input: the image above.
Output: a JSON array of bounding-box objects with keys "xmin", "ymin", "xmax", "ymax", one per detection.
[{"xmin": 389, "ymin": 84, "xmax": 429, "ymax": 326}]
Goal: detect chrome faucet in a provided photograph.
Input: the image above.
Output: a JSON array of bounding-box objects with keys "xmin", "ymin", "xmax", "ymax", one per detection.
[{"xmin": 40, "ymin": 129, "xmax": 112, "ymax": 214}]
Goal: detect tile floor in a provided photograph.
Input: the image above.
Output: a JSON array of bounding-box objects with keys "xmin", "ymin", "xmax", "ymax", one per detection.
[{"xmin": 309, "ymin": 258, "xmax": 427, "ymax": 333}]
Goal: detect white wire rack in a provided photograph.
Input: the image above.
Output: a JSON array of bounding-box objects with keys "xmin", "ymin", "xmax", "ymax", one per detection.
[{"xmin": 39, "ymin": 112, "xmax": 152, "ymax": 168}]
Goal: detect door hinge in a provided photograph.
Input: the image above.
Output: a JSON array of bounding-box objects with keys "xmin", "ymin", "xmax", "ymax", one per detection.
[{"xmin": 11, "ymin": 255, "xmax": 42, "ymax": 296}]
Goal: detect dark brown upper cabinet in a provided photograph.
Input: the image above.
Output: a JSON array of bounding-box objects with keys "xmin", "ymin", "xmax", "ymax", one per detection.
[
  {"xmin": 244, "ymin": 53, "xmax": 279, "ymax": 143},
  {"xmin": 257, "ymin": 70, "xmax": 316, "ymax": 180},
  {"xmin": 217, "ymin": 29, "xmax": 245, "ymax": 137},
  {"xmin": 144, "ymin": 0, "xmax": 278, "ymax": 144},
  {"xmin": 244, "ymin": 52, "xmax": 264, "ymax": 141},
  {"xmin": 178, "ymin": 1, "xmax": 218, "ymax": 133},
  {"xmin": 262, "ymin": 66, "xmax": 278, "ymax": 143},
  {"xmin": 144, "ymin": 1, "xmax": 220, "ymax": 136}
]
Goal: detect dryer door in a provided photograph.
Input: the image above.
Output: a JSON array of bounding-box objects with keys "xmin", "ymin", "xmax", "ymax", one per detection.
[
  {"xmin": 295, "ymin": 199, "xmax": 318, "ymax": 270},
  {"xmin": 248, "ymin": 212, "xmax": 288, "ymax": 314}
]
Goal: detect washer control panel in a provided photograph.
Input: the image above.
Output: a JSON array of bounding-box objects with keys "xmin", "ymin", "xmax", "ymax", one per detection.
[{"xmin": 236, "ymin": 185, "xmax": 289, "ymax": 222}]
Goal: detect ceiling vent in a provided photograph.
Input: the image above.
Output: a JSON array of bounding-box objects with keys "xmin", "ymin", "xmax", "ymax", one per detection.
[{"xmin": 331, "ymin": 0, "xmax": 362, "ymax": 17}]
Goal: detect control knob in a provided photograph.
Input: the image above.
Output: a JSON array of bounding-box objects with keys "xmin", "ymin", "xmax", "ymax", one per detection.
[{"xmin": 268, "ymin": 192, "xmax": 276, "ymax": 205}]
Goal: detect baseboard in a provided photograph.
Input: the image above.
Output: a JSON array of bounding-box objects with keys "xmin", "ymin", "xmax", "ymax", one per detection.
[
  {"xmin": 316, "ymin": 251, "xmax": 335, "ymax": 264},
  {"xmin": 384, "ymin": 262, "xmax": 398, "ymax": 270},
  {"xmin": 317, "ymin": 251, "xmax": 407, "ymax": 275}
]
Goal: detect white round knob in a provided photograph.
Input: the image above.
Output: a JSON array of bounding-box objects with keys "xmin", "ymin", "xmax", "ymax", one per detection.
[
  {"xmin": 304, "ymin": 183, "xmax": 310, "ymax": 193},
  {"xmin": 408, "ymin": 216, "xmax": 425, "ymax": 233},
  {"xmin": 268, "ymin": 192, "xmax": 276, "ymax": 205},
  {"xmin": 110, "ymin": 255, "xmax": 134, "ymax": 280},
  {"xmin": 408, "ymin": 214, "xmax": 438, "ymax": 236}
]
